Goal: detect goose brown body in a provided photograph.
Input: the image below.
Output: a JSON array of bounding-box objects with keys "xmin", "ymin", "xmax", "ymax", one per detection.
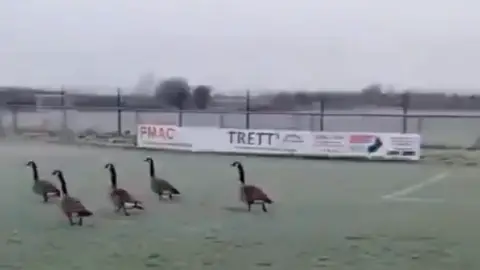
[
  {"xmin": 144, "ymin": 157, "xmax": 180, "ymax": 200},
  {"xmin": 52, "ymin": 170, "xmax": 92, "ymax": 226},
  {"xmin": 231, "ymin": 161, "xmax": 273, "ymax": 212},
  {"xmin": 240, "ymin": 185, "xmax": 273, "ymax": 204},
  {"xmin": 104, "ymin": 163, "xmax": 144, "ymax": 216},
  {"xmin": 26, "ymin": 161, "xmax": 60, "ymax": 202}
]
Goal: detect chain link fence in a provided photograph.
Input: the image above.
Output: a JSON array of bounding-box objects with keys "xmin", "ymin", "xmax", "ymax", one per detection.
[
  {"xmin": 0, "ymin": 87, "xmax": 477, "ymax": 149},
  {"xmin": 1, "ymin": 105, "xmax": 480, "ymax": 149}
]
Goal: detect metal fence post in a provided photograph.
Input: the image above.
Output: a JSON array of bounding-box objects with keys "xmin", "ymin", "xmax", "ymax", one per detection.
[
  {"xmin": 178, "ymin": 110, "xmax": 183, "ymax": 127},
  {"xmin": 319, "ymin": 96, "xmax": 325, "ymax": 131},
  {"xmin": 116, "ymin": 88, "xmax": 122, "ymax": 136},
  {"xmin": 60, "ymin": 88, "xmax": 67, "ymax": 132},
  {"xmin": 401, "ymin": 92, "xmax": 410, "ymax": 133},
  {"xmin": 11, "ymin": 106, "xmax": 18, "ymax": 134},
  {"xmin": 245, "ymin": 90, "xmax": 251, "ymax": 129}
]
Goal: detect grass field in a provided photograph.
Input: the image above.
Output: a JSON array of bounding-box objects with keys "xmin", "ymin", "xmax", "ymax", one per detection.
[{"xmin": 0, "ymin": 140, "xmax": 479, "ymax": 269}]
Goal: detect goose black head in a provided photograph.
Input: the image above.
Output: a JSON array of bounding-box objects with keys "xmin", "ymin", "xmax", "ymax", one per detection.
[
  {"xmin": 105, "ymin": 163, "xmax": 113, "ymax": 169},
  {"xmin": 26, "ymin": 160, "xmax": 36, "ymax": 167},
  {"xmin": 144, "ymin": 157, "xmax": 153, "ymax": 163},
  {"xmin": 52, "ymin": 170, "xmax": 62, "ymax": 176},
  {"xmin": 231, "ymin": 161, "xmax": 241, "ymax": 167}
]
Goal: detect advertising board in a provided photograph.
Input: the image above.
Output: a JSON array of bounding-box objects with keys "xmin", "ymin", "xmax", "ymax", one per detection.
[
  {"xmin": 347, "ymin": 133, "xmax": 420, "ymax": 160},
  {"xmin": 136, "ymin": 125, "xmax": 421, "ymax": 161},
  {"xmin": 384, "ymin": 134, "xmax": 421, "ymax": 159},
  {"xmin": 310, "ymin": 132, "xmax": 349, "ymax": 155},
  {"xmin": 223, "ymin": 129, "xmax": 310, "ymax": 155},
  {"xmin": 136, "ymin": 124, "xmax": 192, "ymax": 150}
]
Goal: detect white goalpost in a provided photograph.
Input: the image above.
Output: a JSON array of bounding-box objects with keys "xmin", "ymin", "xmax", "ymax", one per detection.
[
  {"xmin": 33, "ymin": 93, "xmax": 75, "ymax": 134},
  {"xmin": 34, "ymin": 93, "xmax": 74, "ymax": 111}
]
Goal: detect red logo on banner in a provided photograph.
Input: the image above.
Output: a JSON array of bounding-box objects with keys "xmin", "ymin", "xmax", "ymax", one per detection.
[
  {"xmin": 140, "ymin": 125, "xmax": 175, "ymax": 140},
  {"xmin": 349, "ymin": 134, "xmax": 374, "ymax": 144}
]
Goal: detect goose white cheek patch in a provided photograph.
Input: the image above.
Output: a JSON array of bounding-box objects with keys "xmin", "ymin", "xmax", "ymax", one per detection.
[{"xmin": 124, "ymin": 202, "xmax": 136, "ymax": 208}]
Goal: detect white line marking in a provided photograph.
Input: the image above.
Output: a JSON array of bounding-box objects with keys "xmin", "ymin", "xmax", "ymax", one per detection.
[
  {"xmin": 382, "ymin": 172, "xmax": 449, "ymax": 200},
  {"xmin": 384, "ymin": 197, "xmax": 445, "ymax": 203}
]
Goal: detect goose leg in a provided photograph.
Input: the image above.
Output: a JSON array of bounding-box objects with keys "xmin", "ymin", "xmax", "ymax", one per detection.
[
  {"xmin": 42, "ymin": 193, "xmax": 48, "ymax": 203},
  {"xmin": 122, "ymin": 204, "xmax": 130, "ymax": 216},
  {"xmin": 77, "ymin": 216, "xmax": 83, "ymax": 226},
  {"xmin": 168, "ymin": 193, "xmax": 173, "ymax": 200},
  {"xmin": 261, "ymin": 203, "xmax": 267, "ymax": 212},
  {"xmin": 247, "ymin": 201, "xmax": 253, "ymax": 212},
  {"xmin": 67, "ymin": 214, "xmax": 75, "ymax": 226}
]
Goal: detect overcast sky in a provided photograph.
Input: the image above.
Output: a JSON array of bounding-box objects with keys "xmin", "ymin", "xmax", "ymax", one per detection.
[{"xmin": 1, "ymin": 0, "xmax": 480, "ymax": 93}]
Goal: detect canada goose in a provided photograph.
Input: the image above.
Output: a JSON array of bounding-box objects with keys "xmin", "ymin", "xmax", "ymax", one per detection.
[
  {"xmin": 104, "ymin": 163, "xmax": 144, "ymax": 216},
  {"xmin": 144, "ymin": 157, "xmax": 180, "ymax": 200},
  {"xmin": 231, "ymin": 161, "xmax": 273, "ymax": 212},
  {"xmin": 26, "ymin": 160, "xmax": 60, "ymax": 202},
  {"xmin": 52, "ymin": 170, "xmax": 93, "ymax": 226}
]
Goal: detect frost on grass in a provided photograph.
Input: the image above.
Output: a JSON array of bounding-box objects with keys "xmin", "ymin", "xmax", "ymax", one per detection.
[
  {"xmin": 0, "ymin": 141, "xmax": 105, "ymax": 158},
  {"xmin": 0, "ymin": 141, "xmax": 476, "ymax": 269}
]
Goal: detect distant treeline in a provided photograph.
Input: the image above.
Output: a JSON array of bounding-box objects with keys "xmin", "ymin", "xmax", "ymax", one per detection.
[{"xmin": 1, "ymin": 81, "xmax": 480, "ymax": 111}]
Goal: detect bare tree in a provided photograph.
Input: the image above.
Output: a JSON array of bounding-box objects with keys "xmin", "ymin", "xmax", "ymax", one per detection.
[
  {"xmin": 154, "ymin": 77, "xmax": 191, "ymax": 109},
  {"xmin": 192, "ymin": 85, "xmax": 213, "ymax": 109}
]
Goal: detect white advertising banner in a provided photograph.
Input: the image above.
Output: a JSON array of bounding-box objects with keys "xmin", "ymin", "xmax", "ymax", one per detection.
[
  {"xmin": 136, "ymin": 124, "xmax": 421, "ymax": 161},
  {"xmin": 136, "ymin": 124, "xmax": 193, "ymax": 150},
  {"xmin": 306, "ymin": 132, "xmax": 351, "ymax": 156},
  {"xmin": 307, "ymin": 132, "xmax": 421, "ymax": 160},
  {"xmin": 215, "ymin": 128, "xmax": 312, "ymax": 155}
]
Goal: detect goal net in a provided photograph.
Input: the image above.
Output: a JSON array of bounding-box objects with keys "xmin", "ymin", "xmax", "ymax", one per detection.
[
  {"xmin": 35, "ymin": 93, "xmax": 74, "ymax": 110},
  {"xmin": 31, "ymin": 93, "xmax": 75, "ymax": 135}
]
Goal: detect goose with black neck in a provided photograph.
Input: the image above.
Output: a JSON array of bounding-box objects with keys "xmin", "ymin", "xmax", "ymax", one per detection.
[
  {"xmin": 144, "ymin": 157, "xmax": 180, "ymax": 200},
  {"xmin": 104, "ymin": 163, "xmax": 144, "ymax": 216},
  {"xmin": 231, "ymin": 161, "xmax": 273, "ymax": 212},
  {"xmin": 26, "ymin": 160, "xmax": 60, "ymax": 202},
  {"xmin": 52, "ymin": 170, "xmax": 93, "ymax": 226}
]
